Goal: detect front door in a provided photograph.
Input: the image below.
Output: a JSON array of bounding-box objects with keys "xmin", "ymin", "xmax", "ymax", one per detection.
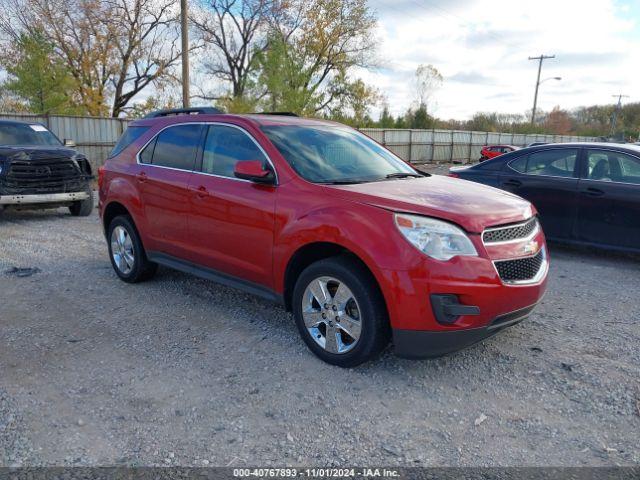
[
  {"xmin": 575, "ymin": 149, "xmax": 640, "ymax": 250},
  {"xmin": 499, "ymin": 148, "xmax": 580, "ymax": 241},
  {"xmin": 187, "ymin": 124, "xmax": 277, "ymax": 289},
  {"xmin": 136, "ymin": 123, "xmax": 204, "ymax": 258}
]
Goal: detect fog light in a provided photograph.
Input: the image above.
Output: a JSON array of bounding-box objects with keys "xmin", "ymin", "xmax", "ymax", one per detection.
[{"xmin": 431, "ymin": 294, "xmax": 480, "ymax": 325}]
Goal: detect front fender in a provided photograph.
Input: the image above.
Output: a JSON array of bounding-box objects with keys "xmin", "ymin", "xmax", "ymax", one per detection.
[{"xmin": 272, "ymin": 193, "xmax": 424, "ymax": 328}]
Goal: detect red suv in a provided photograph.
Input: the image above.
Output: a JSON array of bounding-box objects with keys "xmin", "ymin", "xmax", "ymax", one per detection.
[{"xmin": 99, "ymin": 109, "xmax": 548, "ymax": 367}]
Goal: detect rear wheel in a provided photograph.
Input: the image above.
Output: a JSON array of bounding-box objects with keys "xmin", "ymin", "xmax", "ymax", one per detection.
[
  {"xmin": 107, "ymin": 215, "xmax": 157, "ymax": 283},
  {"xmin": 292, "ymin": 257, "xmax": 389, "ymax": 367},
  {"xmin": 69, "ymin": 190, "xmax": 94, "ymax": 217}
]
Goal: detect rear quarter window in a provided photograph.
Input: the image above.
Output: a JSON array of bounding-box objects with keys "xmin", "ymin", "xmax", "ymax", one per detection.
[
  {"xmin": 476, "ymin": 158, "xmax": 506, "ymax": 171},
  {"xmin": 110, "ymin": 126, "xmax": 149, "ymax": 158}
]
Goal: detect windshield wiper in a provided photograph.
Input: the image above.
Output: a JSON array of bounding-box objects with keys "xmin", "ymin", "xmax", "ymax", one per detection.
[
  {"xmin": 384, "ymin": 172, "xmax": 424, "ymax": 179},
  {"xmin": 320, "ymin": 179, "xmax": 370, "ymax": 185}
]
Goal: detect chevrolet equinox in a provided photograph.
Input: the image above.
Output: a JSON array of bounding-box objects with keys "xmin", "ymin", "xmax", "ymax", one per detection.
[{"xmin": 99, "ymin": 108, "xmax": 548, "ymax": 367}]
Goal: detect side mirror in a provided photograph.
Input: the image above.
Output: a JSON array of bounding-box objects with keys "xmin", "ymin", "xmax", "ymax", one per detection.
[
  {"xmin": 234, "ymin": 160, "xmax": 275, "ymax": 184},
  {"xmin": 64, "ymin": 139, "xmax": 76, "ymax": 147}
]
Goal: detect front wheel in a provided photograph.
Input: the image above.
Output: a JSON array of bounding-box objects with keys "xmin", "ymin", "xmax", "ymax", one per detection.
[
  {"xmin": 292, "ymin": 257, "xmax": 390, "ymax": 367},
  {"xmin": 69, "ymin": 190, "xmax": 94, "ymax": 216}
]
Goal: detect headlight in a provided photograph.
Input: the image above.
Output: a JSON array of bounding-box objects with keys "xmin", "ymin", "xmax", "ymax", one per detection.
[
  {"xmin": 395, "ymin": 213, "xmax": 478, "ymax": 261},
  {"xmin": 70, "ymin": 154, "xmax": 82, "ymax": 171}
]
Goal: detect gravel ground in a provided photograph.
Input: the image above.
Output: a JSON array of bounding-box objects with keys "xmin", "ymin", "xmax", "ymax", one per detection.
[{"xmin": 1, "ymin": 181, "xmax": 639, "ymax": 467}]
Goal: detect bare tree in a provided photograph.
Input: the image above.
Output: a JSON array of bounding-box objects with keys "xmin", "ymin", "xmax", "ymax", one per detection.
[
  {"xmin": 191, "ymin": 0, "xmax": 278, "ymax": 99},
  {"xmin": 414, "ymin": 63, "xmax": 443, "ymax": 113},
  {"xmin": 106, "ymin": 0, "xmax": 181, "ymax": 116},
  {"xmin": 0, "ymin": 0, "xmax": 181, "ymax": 116}
]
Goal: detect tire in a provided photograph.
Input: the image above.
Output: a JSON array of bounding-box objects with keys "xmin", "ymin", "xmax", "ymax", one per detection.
[
  {"xmin": 69, "ymin": 190, "xmax": 94, "ymax": 217},
  {"xmin": 107, "ymin": 215, "xmax": 157, "ymax": 283},
  {"xmin": 292, "ymin": 256, "xmax": 390, "ymax": 367}
]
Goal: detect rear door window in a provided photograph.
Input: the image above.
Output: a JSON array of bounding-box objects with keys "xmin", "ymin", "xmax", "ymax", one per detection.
[
  {"xmin": 141, "ymin": 124, "xmax": 203, "ymax": 170},
  {"xmin": 510, "ymin": 149, "xmax": 578, "ymax": 178}
]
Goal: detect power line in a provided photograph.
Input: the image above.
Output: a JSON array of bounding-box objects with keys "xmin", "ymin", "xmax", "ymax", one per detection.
[{"xmin": 403, "ymin": 0, "xmax": 526, "ymax": 50}]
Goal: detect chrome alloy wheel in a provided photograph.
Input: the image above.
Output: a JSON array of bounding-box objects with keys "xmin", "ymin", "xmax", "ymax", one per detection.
[
  {"xmin": 110, "ymin": 225, "xmax": 135, "ymax": 275},
  {"xmin": 302, "ymin": 276, "xmax": 362, "ymax": 354}
]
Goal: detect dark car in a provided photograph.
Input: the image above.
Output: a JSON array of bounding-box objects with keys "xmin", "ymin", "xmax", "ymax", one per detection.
[
  {"xmin": 450, "ymin": 142, "xmax": 640, "ymax": 253},
  {"xmin": 0, "ymin": 119, "xmax": 93, "ymax": 216}
]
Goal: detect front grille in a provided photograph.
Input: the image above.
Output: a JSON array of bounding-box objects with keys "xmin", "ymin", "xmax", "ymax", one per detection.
[
  {"xmin": 494, "ymin": 249, "xmax": 544, "ymax": 283},
  {"xmin": 483, "ymin": 217, "xmax": 538, "ymax": 244},
  {"xmin": 3, "ymin": 158, "xmax": 84, "ymax": 194}
]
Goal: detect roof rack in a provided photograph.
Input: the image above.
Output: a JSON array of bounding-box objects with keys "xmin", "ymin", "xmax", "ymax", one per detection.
[
  {"xmin": 253, "ymin": 112, "xmax": 299, "ymax": 117},
  {"xmin": 144, "ymin": 107, "xmax": 223, "ymax": 119}
]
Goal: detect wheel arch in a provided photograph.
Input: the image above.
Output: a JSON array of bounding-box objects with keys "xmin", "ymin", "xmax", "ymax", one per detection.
[
  {"xmin": 102, "ymin": 201, "xmax": 132, "ymax": 235},
  {"xmin": 282, "ymin": 241, "xmax": 388, "ymax": 315}
]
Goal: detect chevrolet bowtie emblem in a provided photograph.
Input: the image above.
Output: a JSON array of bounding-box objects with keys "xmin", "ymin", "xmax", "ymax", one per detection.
[{"xmin": 522, "ymin": 240, "xmax": 539, "ymax": 255}]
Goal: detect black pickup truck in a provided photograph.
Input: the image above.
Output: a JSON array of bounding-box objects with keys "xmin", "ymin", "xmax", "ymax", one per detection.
[{"xmin": 0, "ymin": 119, "xmax": 93, "ymax": 216}]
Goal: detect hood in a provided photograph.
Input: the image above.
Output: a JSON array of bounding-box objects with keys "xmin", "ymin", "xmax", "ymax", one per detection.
[
  {"xmin": 0, "ymin": 145, "xmax": 78, "ymax": 161},
  {"xmin": 323, "ymin": 175, "xmax": 534, "ymax": 233}
]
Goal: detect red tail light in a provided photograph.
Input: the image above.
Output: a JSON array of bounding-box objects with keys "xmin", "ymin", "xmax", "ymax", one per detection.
[
  {"xmin": 448, "ymin": 172, "xmax": 460, "ymax": 178},
  {"xmin": 98, "ymin": 166, "xmax": 105, "ymax": 189}
]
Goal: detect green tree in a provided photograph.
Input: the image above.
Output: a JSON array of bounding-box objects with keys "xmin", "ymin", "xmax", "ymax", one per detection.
[
  {"xmin": 378, "ymin": 105, "xmax": 395, "ymax": 128},
  {"xmin": 255, "ymin": 0, "xmax": 379, "ymax": 116},
  {"xmin": 410, "ymin": 104, "xmax": 434, "ymax": 129},
  {"xmin": 394, "ymin": 115, "xmax": 408, "ymax": 129},
  {"xmin": 1, "ymin": 32, "xmax": 80, "ymax": 114}
]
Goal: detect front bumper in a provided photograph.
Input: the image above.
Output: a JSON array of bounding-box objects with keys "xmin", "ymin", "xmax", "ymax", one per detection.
[
  {"xmin": 374, "ymin": 220, "xmax": 548, "ymax": 360},
  {"xmin": 0, "ymin": 191, "xmax": 90, "ymax": 205},
  {"xmin": 393, "ymin": 302, "xmax": 538, "ymax": 358}
]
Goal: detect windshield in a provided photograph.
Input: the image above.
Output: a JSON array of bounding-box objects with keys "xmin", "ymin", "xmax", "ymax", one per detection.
[
  {"xmin": 0, "ymin": 123, "xmax": 62, "ymax": 146},
  {"xmin": 261, "ymin": 125, "xmax": 418, "ymax": 183}
]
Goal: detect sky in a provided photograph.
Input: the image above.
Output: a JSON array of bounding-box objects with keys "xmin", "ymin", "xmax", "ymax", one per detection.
[{"xmin": 361, "ymin": 0, "xmax": 639, "ymax": 120}]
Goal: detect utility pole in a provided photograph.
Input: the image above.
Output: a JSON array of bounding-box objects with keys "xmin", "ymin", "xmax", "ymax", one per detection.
[
  {"xmin": 529, "ymin": 54, "xmax": 555, "ymax": 124},
  {"xmin": 181, "ymin": 0, "xmax": 190, "ymax": 108},
  {"xmin": 609, "ymin": 94, "xmax": 629, "ymax": 138}
]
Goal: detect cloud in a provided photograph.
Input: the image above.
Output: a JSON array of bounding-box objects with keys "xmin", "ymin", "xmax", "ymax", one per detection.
[
  {"xmin": 448, "ymin": 71, "xmax": 497, "ymax": 85},
  {"xmin": 555, "ymin": 51, "xmax": 629, "ymax": 67},
  {"xmin": 362, "ymin": 0, "xmax": 638, "ymax": 119}
]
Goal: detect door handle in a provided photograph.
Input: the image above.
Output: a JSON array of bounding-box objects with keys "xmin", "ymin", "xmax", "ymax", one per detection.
[
  {"xmin": 194, "ymin": 185, "xmax": 208, "ymax": 198},
  {"xmin": 582, "ymin": 187, "xmax": 604, "ymax": 197},
  {"xmin": 503, "ymin": 179, "xmax": 522, "ymax": 188},
  {"xmin": 135, "ymin": 172, "xmax": 147, "ymax": 183}
]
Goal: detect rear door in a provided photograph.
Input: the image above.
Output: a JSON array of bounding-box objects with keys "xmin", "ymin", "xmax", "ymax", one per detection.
[
  {"xmin": 499, "ymin": 148, "xmax": 580, "ymax": 241},
  {"xmin": 574, "ymin": 148, "xmax": 640, "ymax": 250},
  {"xmin": 136, "ymin": 123, "xmax": 204, "ymax": 258}
]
